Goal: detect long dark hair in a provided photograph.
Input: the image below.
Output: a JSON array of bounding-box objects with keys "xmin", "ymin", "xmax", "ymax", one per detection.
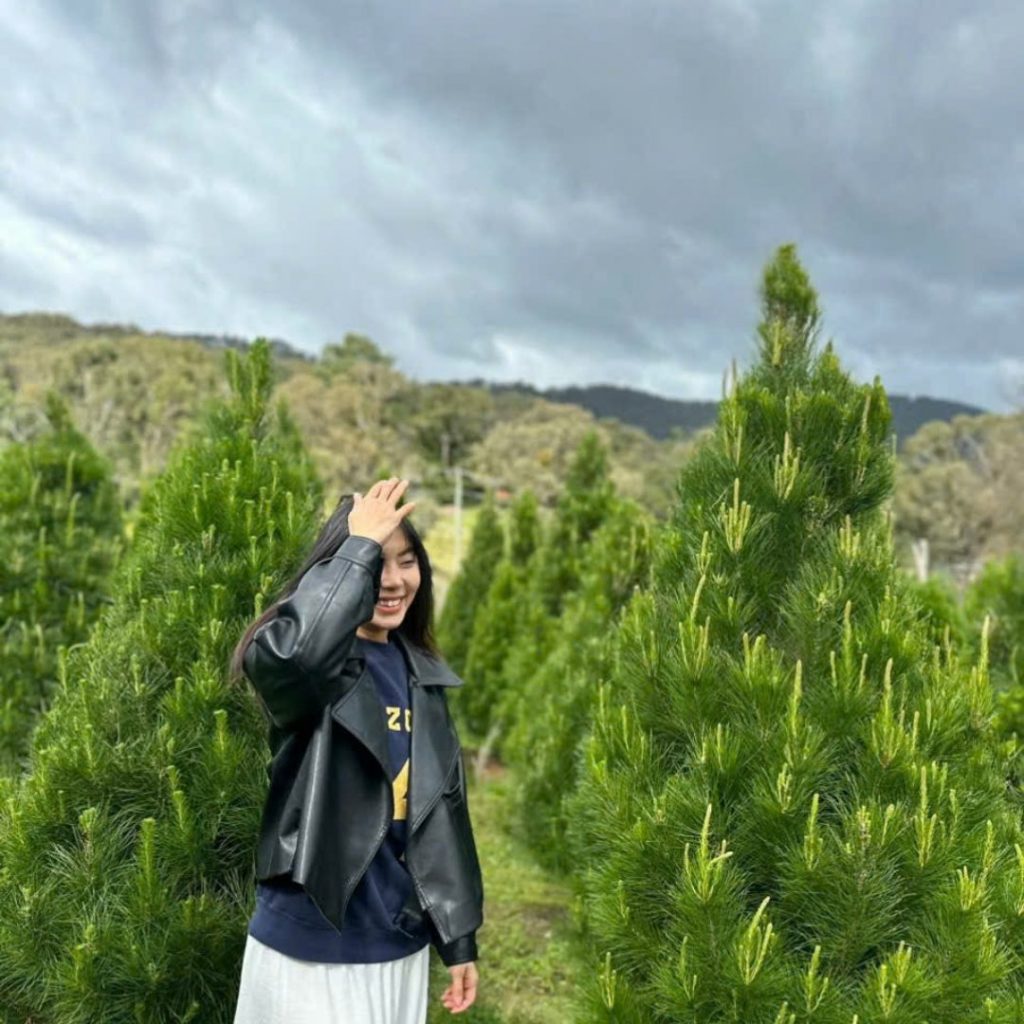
[{"xmin": 227, "ymin": 492, "xmax": 439, "ymax": 688}]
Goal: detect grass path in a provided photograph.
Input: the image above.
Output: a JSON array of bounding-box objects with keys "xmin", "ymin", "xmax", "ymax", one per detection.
[{"xmin": 426, "ymin": 760, "xmax": 580, "ymax": 1023}]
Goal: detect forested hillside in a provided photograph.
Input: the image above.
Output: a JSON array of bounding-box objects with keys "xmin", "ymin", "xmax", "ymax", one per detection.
[
  {"xmin": 0, "ymin": 313, "xmax": 691, "ymax": 523},
  {"xmin": 2, "ymin": 310, "xmax": 1021, "ymax": 587},
  {"xmin": 484, "ymin": 379, "xmax": 986, "ymax": 444}
]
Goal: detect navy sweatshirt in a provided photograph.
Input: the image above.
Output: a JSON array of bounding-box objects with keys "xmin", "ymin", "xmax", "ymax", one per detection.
[{"xmin": 247, "ymin": 633, "xmax": 432, "ymax": 963}]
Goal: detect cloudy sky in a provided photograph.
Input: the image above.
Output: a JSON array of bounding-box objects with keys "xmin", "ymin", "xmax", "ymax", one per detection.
[{"xmin": 2, "ymin": 1, "xmax": 1022, "ymax": 411}]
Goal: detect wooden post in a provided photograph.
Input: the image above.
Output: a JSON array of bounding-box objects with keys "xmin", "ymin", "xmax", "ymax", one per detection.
[
  {"xmin": 911, "ymin": 536, "xmax": 930, "ymax": 582},
  {"xmin": 453, "ymin": 464, "xmax": 463, "ymax": 569}
]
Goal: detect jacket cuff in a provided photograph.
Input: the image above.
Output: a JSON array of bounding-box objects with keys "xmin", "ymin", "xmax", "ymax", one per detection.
[
  {"xmin": 433, "ymin": 930, "xmax": 477, "ymax": 967},
  {"xmin": 333, "ymin": 534, "xmax": 383, "ymax": 609}
]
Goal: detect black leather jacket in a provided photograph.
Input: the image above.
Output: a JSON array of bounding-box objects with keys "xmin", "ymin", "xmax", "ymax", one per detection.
[{"xmin": 242, "ymin": 533, "xmax": 484, "ymax": 966}]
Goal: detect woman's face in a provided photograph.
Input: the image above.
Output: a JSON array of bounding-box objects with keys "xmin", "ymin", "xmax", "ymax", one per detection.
[{"xmin": 361, "ymin": 529, "xmax": 421, "ymax": 638}]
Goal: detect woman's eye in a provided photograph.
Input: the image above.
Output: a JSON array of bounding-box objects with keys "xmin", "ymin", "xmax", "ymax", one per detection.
[{"xmin": 400, "ymin": 560, "xmax": 416, "ymax": 568}]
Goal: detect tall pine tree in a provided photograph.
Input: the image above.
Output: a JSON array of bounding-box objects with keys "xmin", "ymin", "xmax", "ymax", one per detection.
[
  {"xmin": 0, "ymin": 392, "xmax": 123, "ymax": 774},
  {"xmin": 470, "ymin": 432, "xmax": 616, "ymax": 755},
  {"xmin": 965, "ymin": 554, "xmax": 1024, "ymax": 739},
  {"xmin": 0, "ymin": 341, "xmax": 321, "ymax": 1023},
  {"xmin": 502, "ymin": 495, "xmax": 655, "ymax": 869},
  {"xmin": 565, "ymin": 245, "xmax": 1024, "ymax": 1023},
  {"xmin": 906, "ymin": 572, "xmax": 970, "ymax": 653},
  {"xmin": 530, "ymin": 430, "xmax": 616, "ymax": 618},
  {"xmin": 452, "ymin": 489, "xmax": 541, "ymax": 744},
  {"xmin": 436, "ymin": 490, "xmax": 504, "ymax": 677}
]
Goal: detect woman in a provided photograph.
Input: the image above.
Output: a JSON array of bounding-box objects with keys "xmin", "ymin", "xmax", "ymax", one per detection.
[{"xmin": 230, "ymin": 477, "xmax": 483, "ymax": 1022}]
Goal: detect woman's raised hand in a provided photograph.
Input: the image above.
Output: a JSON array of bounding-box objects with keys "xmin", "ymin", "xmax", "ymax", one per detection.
[{"xmin": 347, "ymin": 478, "xmax": 416, "ymax": 547}]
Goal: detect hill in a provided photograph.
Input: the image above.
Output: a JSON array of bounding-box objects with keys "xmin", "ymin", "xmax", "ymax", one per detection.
[
  {"xmin": 4, "ymin": 313, "xmax": 984, "ymax": 446},
  {"xmin": 3, "ymin": 312, "xmax": 1013, "ymax": 579},
  {"xmin": 472, "ymin": 380, "xmax": 986, "ymax": 446}
]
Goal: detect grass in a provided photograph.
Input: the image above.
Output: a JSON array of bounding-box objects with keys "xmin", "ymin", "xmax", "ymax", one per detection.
[
  {"xmin": 426, "ymin": 760, "xmax": 581, "ymax": 1024},
  {"xmin": 425, "ymin": 501, "xmax": 582, "ymax": 1022}
]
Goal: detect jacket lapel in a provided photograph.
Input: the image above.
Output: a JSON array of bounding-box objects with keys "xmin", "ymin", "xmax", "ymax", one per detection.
[
  {"xmin": 329, "ymin": 633, "xmax": 465, "ymax": 834},
  {"xmin": 328, "ymin": 657, "xmax": 392, "ymax": 778},
  {"xmin": 395, "ymin": 633, "xmax": 465, "ymax": 835},
  {"xmin": 395, "ymin": 634, "xmax": 465, "ymax": 690}
]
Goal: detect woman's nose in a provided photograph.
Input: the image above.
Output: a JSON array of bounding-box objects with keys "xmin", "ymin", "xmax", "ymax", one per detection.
[{"xmin": 381, "ymin": 563, "xmax": 402, "ymax": 588}]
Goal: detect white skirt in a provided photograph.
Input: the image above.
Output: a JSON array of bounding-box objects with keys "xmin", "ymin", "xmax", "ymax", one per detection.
[{"xmin": 232, "ymin": 932, "xmax": 430, "ymax": 1024}]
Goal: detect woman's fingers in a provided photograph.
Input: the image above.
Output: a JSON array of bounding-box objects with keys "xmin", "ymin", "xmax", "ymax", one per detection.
[
  {"xmin": 369, "ymin": 477, "xmax": 395, "ymax": 499},
  {"xmin": 378, "ymin": 477, "xmax": 408, "ymax": 503},
  {"xmin": 363, "ymin": 477, "xmax": 410, "ymax": 506}
]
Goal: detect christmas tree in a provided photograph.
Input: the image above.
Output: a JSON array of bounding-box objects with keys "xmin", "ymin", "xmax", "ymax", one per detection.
[
  {"xmin": 502, "ymin": 495, "xmax": 655, "ymax": 869},
  {"xmin": 906, "ymin": 572, "xmax": 970, "ymax": 653},
  {"xmin": 0, "ymin": 341, "xmax": 321, "ymax": 1023},
  {"xmin": 0, "ymin": 392, "xmax": 123, "ymax": 774},
  {"xmin": 528, "ymin": 430, "xmax": 617, "ymax": 619},
  {"xmin": 452, "ymin": 489, "xmax": 541, "ymax": 744},
  {"xmin": 965, "ymin": 554, "xmax": 1024, "ymax": 739},
  {"xmin": 565, "ymin": 245, "xmax": 1024, "ymax": 1022},
  {"xmin": 508, "ymin": 488, "xmax": 542, "ymax": 566},
  {"xmin": 436, "ymin": 490, "xmax": 504, "ymax": 677},
  {"xmin": 479, "ymin": 432, "xmax": 614, "ymax": 753}
]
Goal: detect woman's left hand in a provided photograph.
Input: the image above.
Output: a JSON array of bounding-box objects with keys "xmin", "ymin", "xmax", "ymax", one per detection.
[{"xmin": 440, "ymin": 960, "xmax": 478, "ymax": 1013}]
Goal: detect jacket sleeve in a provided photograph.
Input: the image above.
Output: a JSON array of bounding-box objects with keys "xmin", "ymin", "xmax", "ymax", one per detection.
[
  {"xmin": 242, "ymin": 534, "xmax": 383, "ymax": 731},
  {"xmin": 427, "ymin": 919, "xmax": 478, "ymax": 967}
]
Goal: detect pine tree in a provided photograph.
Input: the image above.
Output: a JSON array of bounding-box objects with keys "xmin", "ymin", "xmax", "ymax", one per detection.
[
  {"xmin": 452, "ymin": 489, "xmax": 540, "ymax": 744},
  {"xmin": 906, "ymin": 572, "xmax": 970, "ymax": 653},
  {"xmin": 531, "ymin": 430, "xmax": 616, "ymax": 618},
  {"xmin": 436, "ymin": 490, "xmax": 505, "ymax": 677},
  {"xmin": 0, "ymin": 392, "xmax": 123, "ymax": 774},
  {"xmin": 502, "ymin": 496, "xmax": 655, "ymax": 870},
  {"xmin": 564, "ymin": 245, "xmax": 1024, "ymax": 1022},
  {"xmin": 0, "ymin": 341, "xmax": 322, "ymax": 1023},
  {"xmin": 965, "ymin": 554, "xmax": 1024, "ymax": 738},
  {"xmin": 508, "ymin": 488, "xmax": 542, "ymax": 565},
  {"xmin": 487, "ymin": 432, "xmax": 617, "ymax": 754}
]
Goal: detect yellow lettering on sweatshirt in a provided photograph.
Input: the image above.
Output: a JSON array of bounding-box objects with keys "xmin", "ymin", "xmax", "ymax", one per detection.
[
  {"xmin": 385, "ymin": 706, "xmax": 412, "ymax": 732},
  {"xmin": 393, "ymin": 758, "xmax": 409, "ymax": 820}
]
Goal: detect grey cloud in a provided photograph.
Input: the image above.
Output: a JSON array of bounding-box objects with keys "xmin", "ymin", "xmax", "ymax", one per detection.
[{"xmin": 1, "ymin": 0, "xmax": 1021, "ymax": 412}]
